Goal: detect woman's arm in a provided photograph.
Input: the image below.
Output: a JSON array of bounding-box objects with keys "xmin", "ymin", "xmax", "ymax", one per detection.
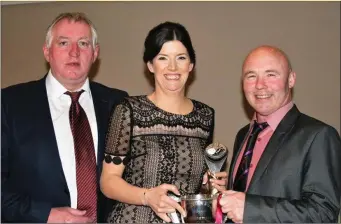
[
  {"xmin": 99, "ymin": 100, "xmax": 185, "ymax": 222},
  {"xmin": 100, "ymin": 157, "xmax": 147, "ymax": 205}
]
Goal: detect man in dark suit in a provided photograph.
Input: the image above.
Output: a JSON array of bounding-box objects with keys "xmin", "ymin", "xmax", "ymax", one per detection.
[
  {"xmin": 1, "ymin": 12, "xmax": 128, "ymax": 223},
  {"xmin": 219, "ymin": 45, "xmax": 340, "ymax": 223}
]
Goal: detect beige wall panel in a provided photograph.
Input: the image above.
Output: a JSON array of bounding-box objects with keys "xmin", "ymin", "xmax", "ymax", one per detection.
[{"xmin": 2, "ymin": 2, "xmax": 340, "ymax": 171}]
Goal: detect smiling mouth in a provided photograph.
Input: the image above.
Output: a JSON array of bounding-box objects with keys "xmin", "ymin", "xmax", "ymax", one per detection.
[
  {"xmin": 165, "ymin": 74, "xmax": 180, "ymax": 80},
  {"xmin": 255, "ymin": 94, "xmax": 271, "ymax": 99}
]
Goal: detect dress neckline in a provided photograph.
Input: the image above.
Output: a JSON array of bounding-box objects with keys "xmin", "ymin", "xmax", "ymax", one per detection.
[{"xmin": 143, "ymin": 95, "xmax": 196, "ymax": 118}]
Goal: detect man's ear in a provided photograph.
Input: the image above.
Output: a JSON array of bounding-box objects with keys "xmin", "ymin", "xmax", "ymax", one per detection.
[
  {"xmin": 93, "ymin": 44, "xmax": 99, "ymax": 62},
  {"xmin": 288, "ymin": 71, "xmax": 296, "ymax": 89},
  {"xmin": 43, "ymin": 44, "xmax": 50, "ymax": 62},
  {"xmin": 147, "ymin": 61, "xmax": 154, "ymax": 73}
]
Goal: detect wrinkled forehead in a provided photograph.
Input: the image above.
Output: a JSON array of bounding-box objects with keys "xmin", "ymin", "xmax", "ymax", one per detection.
[{"xmin": 52, "ymin": 19, "xmax": 91, "ymax": 35}]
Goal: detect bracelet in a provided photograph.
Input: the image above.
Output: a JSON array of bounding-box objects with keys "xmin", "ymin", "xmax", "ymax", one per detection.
[{"xmin": 142, "ymin": 188, "xmax": 151, "ymax": 206}]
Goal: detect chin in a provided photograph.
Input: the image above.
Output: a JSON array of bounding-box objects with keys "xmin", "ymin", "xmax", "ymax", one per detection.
[
  {"xmin": 256, "ymin": 111, "xmax": 272, "ymax": 117},
  {"xmin": 66, "ymin": 72, "xmax": 86, "ymax": 80},
  {"xmin": 253, "ymin": 105, "xmax": 272, "ymax": 115},
  {"xmin": 165, "ymin": 86, "xmax": 185, "ymax": 92}
]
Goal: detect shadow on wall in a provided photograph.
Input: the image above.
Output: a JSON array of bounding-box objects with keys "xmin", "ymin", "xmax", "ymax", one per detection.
[
  {"xmin": 89, "ymin": 59, "xmax": 100, "ymax": 81},
  {"xmin": 240, "ymin": 80, "xmax": 253, "ymax": 120},
  {"xmin": 242, "ymin": 93, "xmax": 254, "ymax": 120},
  {"xmin": 143, "ymin": 65, "xmax": 154, "ymax": 89},
  {"xmin": 143, "ymin": 65, "xmax": 197, "ymax": 96},
  {"xmin": 44, "ymin": 58, "xmax": 101, "ymax": 81}
]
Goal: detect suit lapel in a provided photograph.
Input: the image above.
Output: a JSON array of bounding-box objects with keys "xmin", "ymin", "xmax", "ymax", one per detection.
[
  {"xmin": 248, "ymin": 105, "xmax": 300, "ymax": 191},
  {"xmin": 90, "ymin": 83, "xmax": 109, "ymax": 173},
  {"xmin": 228, "ymin": 126, "xmax": 250, "ymax": 189},
  {"xmin": 34, "ymin": 77, "xmax": 68, "ymax": 187}
]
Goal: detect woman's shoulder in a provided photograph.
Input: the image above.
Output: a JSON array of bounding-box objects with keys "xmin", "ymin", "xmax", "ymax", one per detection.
[
  {"xmin": 192, "ymin": 99, "xmax": 215, "ymax": 116},
  {"xmin": 120, "ymin": 95, "xmax": 152, "ymax": 109}
]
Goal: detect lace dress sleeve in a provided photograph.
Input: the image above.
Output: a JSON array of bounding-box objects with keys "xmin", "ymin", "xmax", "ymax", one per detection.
[
  {"xmin": 104, "ymin": 100, "xmax": 132, "ymax": 165},
  {"xmin": 207, "ymin": 108, "xmax": 215, "ymax": 147}
]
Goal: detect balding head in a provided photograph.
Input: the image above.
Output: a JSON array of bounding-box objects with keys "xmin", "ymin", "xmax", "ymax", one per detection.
[
  {"xmin": 242, "ymin": 45, "xmax": 296, "ymax": 121},
  {"xmin": 243, "ymin": 45, "xmax": 292, "ymax": 75}
]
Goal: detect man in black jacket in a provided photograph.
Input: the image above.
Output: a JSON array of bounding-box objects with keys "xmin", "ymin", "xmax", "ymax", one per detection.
[{"xmin": 2, "ymin": 12, "xmax": 128, "ymax": 223}]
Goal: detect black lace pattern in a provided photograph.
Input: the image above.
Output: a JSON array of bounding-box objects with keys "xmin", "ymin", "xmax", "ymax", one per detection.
[{"xmin": 104, "ymin": 95, "xmax": 214, "ymax": 223}]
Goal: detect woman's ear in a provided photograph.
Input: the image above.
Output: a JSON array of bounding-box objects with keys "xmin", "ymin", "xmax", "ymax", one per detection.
[
  {"xmin": 189, "ymin": 63, "xmax": 194, "ymax": 73},
  {"xmin": 147, "ymin": 61, "xmax": 154, "ymax": 73}
]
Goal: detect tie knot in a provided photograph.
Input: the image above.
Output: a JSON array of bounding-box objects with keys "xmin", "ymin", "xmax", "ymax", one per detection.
[
  {"xmin": 252, "ymin": 121, "xmax": 269, "ymax": 135},
  {"xmin": 65, "ymin": 90, "xmax": 84, "ymax": 103}
]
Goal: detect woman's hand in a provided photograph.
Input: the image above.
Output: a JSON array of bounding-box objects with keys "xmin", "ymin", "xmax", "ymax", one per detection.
[
  {"xmin": 202, "ymin": 171, "xmax": 228, "ymax": 193},
  {"xmin": 206, "ymin": 171, "xmax": 227, "ymax": 219},
  {"xmin": 144, "ymin": 184, "xmax": 186, "ymax": 222},
  {"xmin": 210, "ymin": 171, "xmax": 228, "ymax": 192}
]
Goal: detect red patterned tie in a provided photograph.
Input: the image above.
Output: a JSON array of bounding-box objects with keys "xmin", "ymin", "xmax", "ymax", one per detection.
[{"xmin": 66, "ymin": 90, "xmax": 97, "ymax": 222}]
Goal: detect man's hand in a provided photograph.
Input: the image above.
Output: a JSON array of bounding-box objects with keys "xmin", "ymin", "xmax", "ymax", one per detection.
[
  {"xmin": 219, "ymin": 190, "xmax": 245, "ymax": 223},
  {"xmin": 47, "ymin": 207, "xmax": 92, "ymax": 223}
]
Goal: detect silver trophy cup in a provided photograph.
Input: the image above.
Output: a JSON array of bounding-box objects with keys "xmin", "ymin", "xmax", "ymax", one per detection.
[
  {"xmin": 167, "ymin": 193, "xmax": 217, "ymax": 223},
  {"xmin": 167, "ymin": 142, "xmax": 228, "ymax": 223},
  {"xmin": 181, "ymin": 194, "xmax": 217, "ymax": 223}
]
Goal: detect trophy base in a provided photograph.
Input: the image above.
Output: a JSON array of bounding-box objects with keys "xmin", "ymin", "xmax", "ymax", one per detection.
[{"xmin": 183, "ymin": 217, "xmax": 214, "ymax": 223}]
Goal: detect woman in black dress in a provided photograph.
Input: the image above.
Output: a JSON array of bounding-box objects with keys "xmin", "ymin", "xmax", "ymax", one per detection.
[{"xmin": 100, "ymin": 21, "xmax": 222, "ymax": 223}]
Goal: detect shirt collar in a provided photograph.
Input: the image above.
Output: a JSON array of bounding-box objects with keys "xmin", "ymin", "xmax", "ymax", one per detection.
[
  {"xmin": 45, "ymin": 70, "xmax": 92, "ymax": 99},
  {"xmin": 250, "ymin": 101, "xmax": 294, "ymax": 131}
]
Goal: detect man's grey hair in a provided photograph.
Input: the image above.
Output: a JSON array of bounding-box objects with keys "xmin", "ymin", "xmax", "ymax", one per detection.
[{"xmin": 45, "ymin": 12, "xmax": 98, "ymax": 49}]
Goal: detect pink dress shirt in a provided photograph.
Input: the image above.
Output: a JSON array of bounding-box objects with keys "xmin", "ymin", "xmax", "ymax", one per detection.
[{"xmin": 232, "ymin": 101, "xmax": 294, "ymax": 191}]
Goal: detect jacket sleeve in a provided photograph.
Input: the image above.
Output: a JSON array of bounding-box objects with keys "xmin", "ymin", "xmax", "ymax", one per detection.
[
  {"xmin": 1, "ymin": 96, "xmax": 52, "ymax": 223},
  {"xmin": 244, "ymin": 126, "xmax": 341, "ymax": 223}
]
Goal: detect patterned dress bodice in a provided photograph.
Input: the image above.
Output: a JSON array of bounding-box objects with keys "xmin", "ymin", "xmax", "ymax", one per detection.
[{"xmin": 104, "ymin": 95, "xmax": 214, "ymax": 223}]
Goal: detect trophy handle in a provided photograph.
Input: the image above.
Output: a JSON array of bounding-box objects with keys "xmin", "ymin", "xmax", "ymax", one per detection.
[{"xmin": 167, "ymin": 192, "xmax": 184, "ymax": 223}]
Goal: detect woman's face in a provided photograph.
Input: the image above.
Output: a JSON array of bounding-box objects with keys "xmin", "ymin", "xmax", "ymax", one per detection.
[{"xmin": 147, "ymin": 40, "xmax": 194, "ymax": 94}]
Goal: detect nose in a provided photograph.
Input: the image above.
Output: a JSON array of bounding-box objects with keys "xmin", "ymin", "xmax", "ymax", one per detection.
[
  {"xmin": 255, "ymin": 77, "xmax": 266, "ymax": 89},
  {"xmin": 69, "ymin": 43, "xmax": 80, "ymax": 57},
  {"xmin": 167, "ymin": 59, "xmax": 177, "ymax": 71}
]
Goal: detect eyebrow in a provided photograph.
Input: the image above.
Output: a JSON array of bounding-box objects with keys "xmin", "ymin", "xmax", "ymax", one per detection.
[
  {"xmin": 243, "ymin": 71, "xmax": 255, "ymax": 76},
  {"xmin": 158, "ymin": 53, "xmax": 188, "ymax": 56},
  {"xmin": 243, "ymin": 69, "xmax": 280, "ymax": 76},
  {"xmin": 56, "ymin": 36, "xmax": 90, "ymax": 41},
  {"xmin": 265, "ymin": 69, "xmax": 279, "ymax": 74},
  {"xmin": 56, "ymin": 36, "xmax": 69, "ymax": 40}
]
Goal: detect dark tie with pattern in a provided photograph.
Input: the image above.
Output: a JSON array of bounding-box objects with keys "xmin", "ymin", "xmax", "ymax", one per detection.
[
  {"xmin": 65, "ymin": 90, "xmax": 97, "ymax": 222},
  {"xmin": 233, "ymin": 121, "xmax": 268, "ymax": 192}
]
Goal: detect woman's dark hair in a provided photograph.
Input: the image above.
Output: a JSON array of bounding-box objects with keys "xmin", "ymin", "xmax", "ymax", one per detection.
[{"xmin": 143, "ymin": 21, "xmax": 196, "ymax": 67}]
